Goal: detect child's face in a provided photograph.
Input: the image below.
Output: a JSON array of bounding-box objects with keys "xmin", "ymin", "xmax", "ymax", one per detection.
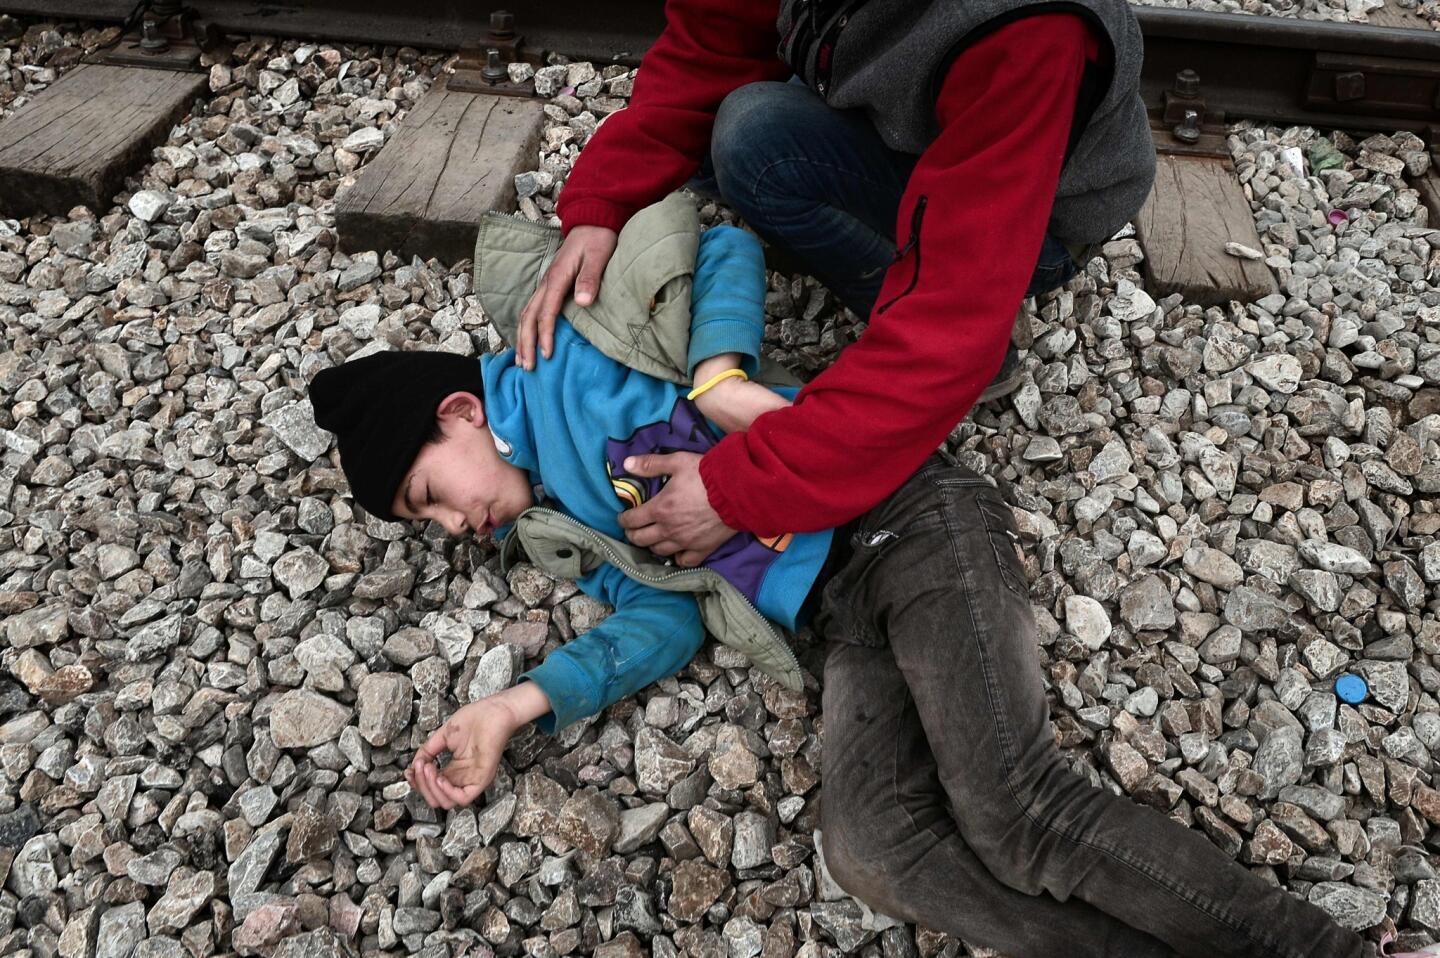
[{"xmin": 390, "ymin": 391, "xmax": 532, "ymax": 538}]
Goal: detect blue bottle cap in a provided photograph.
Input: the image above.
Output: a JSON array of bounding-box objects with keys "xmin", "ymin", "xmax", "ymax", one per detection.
[{"xmin": 1335, "ymin": 673, "xmax": 1368, "ymax": 705}]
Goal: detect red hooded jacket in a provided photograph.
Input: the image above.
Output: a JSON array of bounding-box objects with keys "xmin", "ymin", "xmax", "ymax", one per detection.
[{"xmin": 557, "ymin": 1, "xmax": 1100, "ymax": 535}]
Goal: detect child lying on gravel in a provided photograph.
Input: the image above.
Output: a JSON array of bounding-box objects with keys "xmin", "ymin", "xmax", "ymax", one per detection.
[
  {"xmin": 307, "ymin": 193, "xmax": 1391, "ymax": 957},
  {"xmin": 308, "ymin": 206, "xmax": 834, "ymax": 809}
]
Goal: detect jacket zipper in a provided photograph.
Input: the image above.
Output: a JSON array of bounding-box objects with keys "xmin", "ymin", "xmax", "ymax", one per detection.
[
  {"xmin": 509, "ymin": 507, "xmax": 803, "ymax": 676},
  {"xmin": 875, "ymin": 194, "xmax": 927, "ymax": 315},
  {"xmin": 813, "ymin": 0, "xmax": 865, "ymax": 96},
  {"xmin": 485, "ymin": 209, "xmax": 550, "ymax": 226},
  {"xmin": 781, "ymin": 0, "xmax": 819, "ymax": 81}
]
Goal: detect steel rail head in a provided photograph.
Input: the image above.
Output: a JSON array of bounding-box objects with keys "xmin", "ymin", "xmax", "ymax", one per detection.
[
  {"xmin": 1133, "ymin": 6, "xmax": 1440, "ymax": 59},
  {"xmin": 3, "ymin": 1, "xmax": 1438, "ymax": 138}
]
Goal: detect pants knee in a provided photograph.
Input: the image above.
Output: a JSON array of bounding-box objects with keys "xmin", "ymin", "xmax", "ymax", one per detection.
[
  {"xmin": 819, "ymin": 822, "xmax": 876, "ymax": 902},
  {"xmin": 960, "ymin": 779, "xmax": 1072, "ymax": 896},
  {"xmin": 711, "ymin": 81, "xmax": 797, "ymax": 207},
  {"xmin": 820, "ymin": 803, "xmax": 902, "ymax": 909}
]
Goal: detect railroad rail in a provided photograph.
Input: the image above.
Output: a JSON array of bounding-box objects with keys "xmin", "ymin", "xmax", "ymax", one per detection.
[
  {"xmin": 3, "ymin": 0, "xmax": 1436, "ymax": 299},
  {"xmin": 3, "ymin": 1, "xmax": 1439, "ymax": 146}
]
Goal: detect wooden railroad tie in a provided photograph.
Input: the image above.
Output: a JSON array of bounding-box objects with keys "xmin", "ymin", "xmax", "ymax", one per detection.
[
  {"xmin": 1134, "ymin": 148, "xmax": 1278, "ymax": 307},
  {"xmin": 335, "ymin": 83, "xmax": 546, "ymax": 265},
  {"xmin": 0, "ymin": 62, "xmax": 207, "ymax": 218}
]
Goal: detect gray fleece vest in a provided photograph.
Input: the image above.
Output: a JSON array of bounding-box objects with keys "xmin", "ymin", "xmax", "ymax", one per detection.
[{"xmin": 776, "ymin": 0, "xmax": 1155, "ymax": 245}]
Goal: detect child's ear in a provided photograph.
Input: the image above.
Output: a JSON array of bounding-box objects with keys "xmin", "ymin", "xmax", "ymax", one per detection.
[{"xmin": 437, "ymin": 391, "xmax": 486, "ymax": 428}]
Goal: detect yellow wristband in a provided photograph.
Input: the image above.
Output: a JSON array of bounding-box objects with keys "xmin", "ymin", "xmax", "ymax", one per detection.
[{"xmin": 687, "ymin": 368, "xmax": 748, "ymax": 401}]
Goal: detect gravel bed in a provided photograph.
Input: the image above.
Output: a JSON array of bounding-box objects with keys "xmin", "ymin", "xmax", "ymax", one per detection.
[{"xmin": 0, "ymin": 12, "xmax": 1438, "ymax": 958}]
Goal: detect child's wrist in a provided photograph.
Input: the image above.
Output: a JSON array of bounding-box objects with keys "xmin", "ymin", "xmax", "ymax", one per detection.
[
  {"xmin": 691, "ymin": 373, "xmax": 743, "ymax": 416},
  {"xmin": 494, "ymin": 681, "xmax": 551, "ymax": 727},
  {"xmin": 693, "ymin": 352, "xmax": 745, "ymax": 383}
]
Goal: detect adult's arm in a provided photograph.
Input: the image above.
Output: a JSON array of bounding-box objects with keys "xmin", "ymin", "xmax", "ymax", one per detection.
[
  {"xmin": 699, "ymin": 14, "xmax": 1099, "ymax": 536},
  {"xmin": 555, "ymin": 0, "xmax": 789, "ymax": 234},
  {"xmin": 520, "ymin": 0, "xmax": 786, "ymax": 367}
]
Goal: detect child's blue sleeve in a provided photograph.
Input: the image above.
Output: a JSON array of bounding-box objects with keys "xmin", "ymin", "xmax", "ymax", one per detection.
[
  {"xmin": 517, "ymin": 563, "xmax": 705, "ymax": 733},
  {"xmin": 687, "ymin": 225, "xmax": 767, "ymax": 380}
]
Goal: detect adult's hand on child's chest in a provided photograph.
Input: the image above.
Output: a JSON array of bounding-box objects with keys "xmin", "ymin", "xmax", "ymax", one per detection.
[{"xmin": 617, "ymin": 451, "xmax": 735, "ymax": 567}]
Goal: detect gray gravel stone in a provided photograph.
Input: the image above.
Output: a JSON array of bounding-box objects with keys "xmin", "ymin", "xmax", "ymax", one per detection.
[
  {"xmin": 269, "ymin": 690, "xmax": 353, "ymax": 748},
  {"xmin": 1308, "ymin": 882, "xmax": 1387, "ymax": 931},
  {"xmin": 95, "ymin": 902, "xmax": 147, "ymax": 958},
  {"xmin": 272, "ymin": 546, "xmax": 329, "ymax": 598},
  {"xmin": 1183, "ymin": 546, "xmax": 1244, "ymax": 589},
  {"xmin": 1411, "ymin": 880, "xmax": 1440, "ymax": 936},
  {"xmin": 357, "ymin": 673, "xmax": 412, "ymax": 747},
  {"xmin": 262, "ymin": 400, "xmax": 331, "ymax": 459},
  {"xmin": 1119, "ymin": 575, "xmax": 1176, "ymax": 631},
  {"xmin": 1299, "ymin": 539, "xmax": 1373, "ymax": 575},
  {"xmin": 1255, "ymin": 726, "xmax": 1305, "ymax": 800},
  {"xmin": 614, "ymin": 803, "xmax": 669, "ymax": 854}
]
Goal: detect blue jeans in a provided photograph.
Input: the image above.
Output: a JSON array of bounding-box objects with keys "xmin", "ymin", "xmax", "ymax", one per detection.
[{"xmin": 685, "ymin": 77, "xmax": 1079, "ymax": 319}]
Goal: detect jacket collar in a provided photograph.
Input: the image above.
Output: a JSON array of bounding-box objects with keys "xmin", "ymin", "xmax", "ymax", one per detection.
[
  {"xmin": 471, "ymin": 193, "xmax": 699, "ymax": 377},
  {"xmin": 479, "ymin": 349, "xmax": 541, "ymax": 476}
]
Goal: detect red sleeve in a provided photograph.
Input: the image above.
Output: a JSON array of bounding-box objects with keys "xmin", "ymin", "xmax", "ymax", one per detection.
[
  {"xmin": 556, "ymin": 0, "xmax": 789, "ymax": 235},
  {"xmin": 700, "ymin": 14, "xmax": 1100, "ymax": 535}
]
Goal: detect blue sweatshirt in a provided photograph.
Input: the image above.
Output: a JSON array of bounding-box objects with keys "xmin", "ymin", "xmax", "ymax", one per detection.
[{"xmin": 481, "ymin": 226, "xmax": 833, "ymax": 732}]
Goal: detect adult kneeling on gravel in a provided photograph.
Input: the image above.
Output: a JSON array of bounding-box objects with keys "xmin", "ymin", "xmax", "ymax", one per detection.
[{"xmin": 514, "ymin": 2, "xmax": 1399, "ymax": 956}]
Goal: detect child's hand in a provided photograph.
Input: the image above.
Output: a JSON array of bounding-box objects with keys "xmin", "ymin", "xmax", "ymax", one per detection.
[
  {"xmin": 405, "ymin": 683, "xmax": 549, "ymax": 809},
  {"xmin": 405, "ymin": 699, "xmax": 513, "ymax": 808}
]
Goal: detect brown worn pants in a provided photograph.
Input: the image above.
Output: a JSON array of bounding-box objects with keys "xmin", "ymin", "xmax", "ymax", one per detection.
[{"xmin": 813, "ymin": 457, "xmax": 1365, "ymax": 958}]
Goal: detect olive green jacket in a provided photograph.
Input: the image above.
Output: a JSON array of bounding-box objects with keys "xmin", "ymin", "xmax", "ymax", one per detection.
[{"xmin": 471, "ymin": 195, "xmax": 805, "ymax": 690}]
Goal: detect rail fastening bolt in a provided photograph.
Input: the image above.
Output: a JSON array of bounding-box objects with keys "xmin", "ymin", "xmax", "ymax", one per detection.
[
  {"xmin": 139, "ymin": 19, "xmax": 169, "ymax": 54},
  {"xmin": 482, "ymin": 48, "xmax": 507, "ymax": 84},
  {"xmin": 1173, "ymin": 108, "xmax": 1201, "ymax": 144},
  {"xmin": 490, "ymin": 10, "xmax": 516, "ymax": 39}
]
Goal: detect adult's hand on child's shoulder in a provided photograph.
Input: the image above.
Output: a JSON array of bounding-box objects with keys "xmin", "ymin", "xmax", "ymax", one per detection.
[{"xmin": 516, "ymin": 225, "xmax": 618, "ymax": 371}]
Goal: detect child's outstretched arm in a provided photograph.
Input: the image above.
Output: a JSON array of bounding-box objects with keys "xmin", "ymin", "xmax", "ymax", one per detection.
[
  {"xmin": 519, "ymin": 563, "xmax": 704, "ymax": 732},
  {"xmin": 407, "ymin": 564, "xmax": 704, "ymax": 808}
]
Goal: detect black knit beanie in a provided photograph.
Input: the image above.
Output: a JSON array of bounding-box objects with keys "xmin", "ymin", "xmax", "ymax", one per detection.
[{"xmin": 309, "ymin": 350, "xmax": 484, "ymax": 521}]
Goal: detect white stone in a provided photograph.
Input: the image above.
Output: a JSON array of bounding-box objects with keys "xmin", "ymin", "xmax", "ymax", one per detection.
[
  {"xmin": 341, "ymin": 127, "xmax": 385, "ymax": 152},
  {"xmin": 272, "ymin": 546, "xmax": 329, "ymax": 598},
  {"xmin": 1246, "ymin": 354, "xmax": 1304, "ymax": 394},
  {"xmin": 339, "ymin": 303, "xmax": 382, "ymax": 339},
  {"xmin": 467, "ymin": 644, "xmax": 517, "ymax": 702},
  {"xmin": 261, "ymin": 400, "xmax": 331, "ymax": 460},
  {"xmin": 127, "ymin": 190, "xmax": 173, "ymax": 223},
  {"xmin": 1108, "ymin": 279, "xmax": 1156, "ymax": 322},
  {"xmin": 1064, "ymin": 595, "xmax": 1112, "ymax": 650},
  {"xmin": 1298, "ymin": 539, "xmax": 1372, "ymax": 575}
]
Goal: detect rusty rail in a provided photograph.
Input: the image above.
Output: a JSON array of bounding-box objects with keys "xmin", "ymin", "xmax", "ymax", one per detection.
[{"xmin": 3, "ymin": 1, "xmax": 1438, "ymax": 144}]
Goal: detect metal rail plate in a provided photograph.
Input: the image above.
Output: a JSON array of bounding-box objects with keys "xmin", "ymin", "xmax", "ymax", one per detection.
[{"xmin": 1135, "ymin": 7, "xmax": 1440, "ymax": 142}]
